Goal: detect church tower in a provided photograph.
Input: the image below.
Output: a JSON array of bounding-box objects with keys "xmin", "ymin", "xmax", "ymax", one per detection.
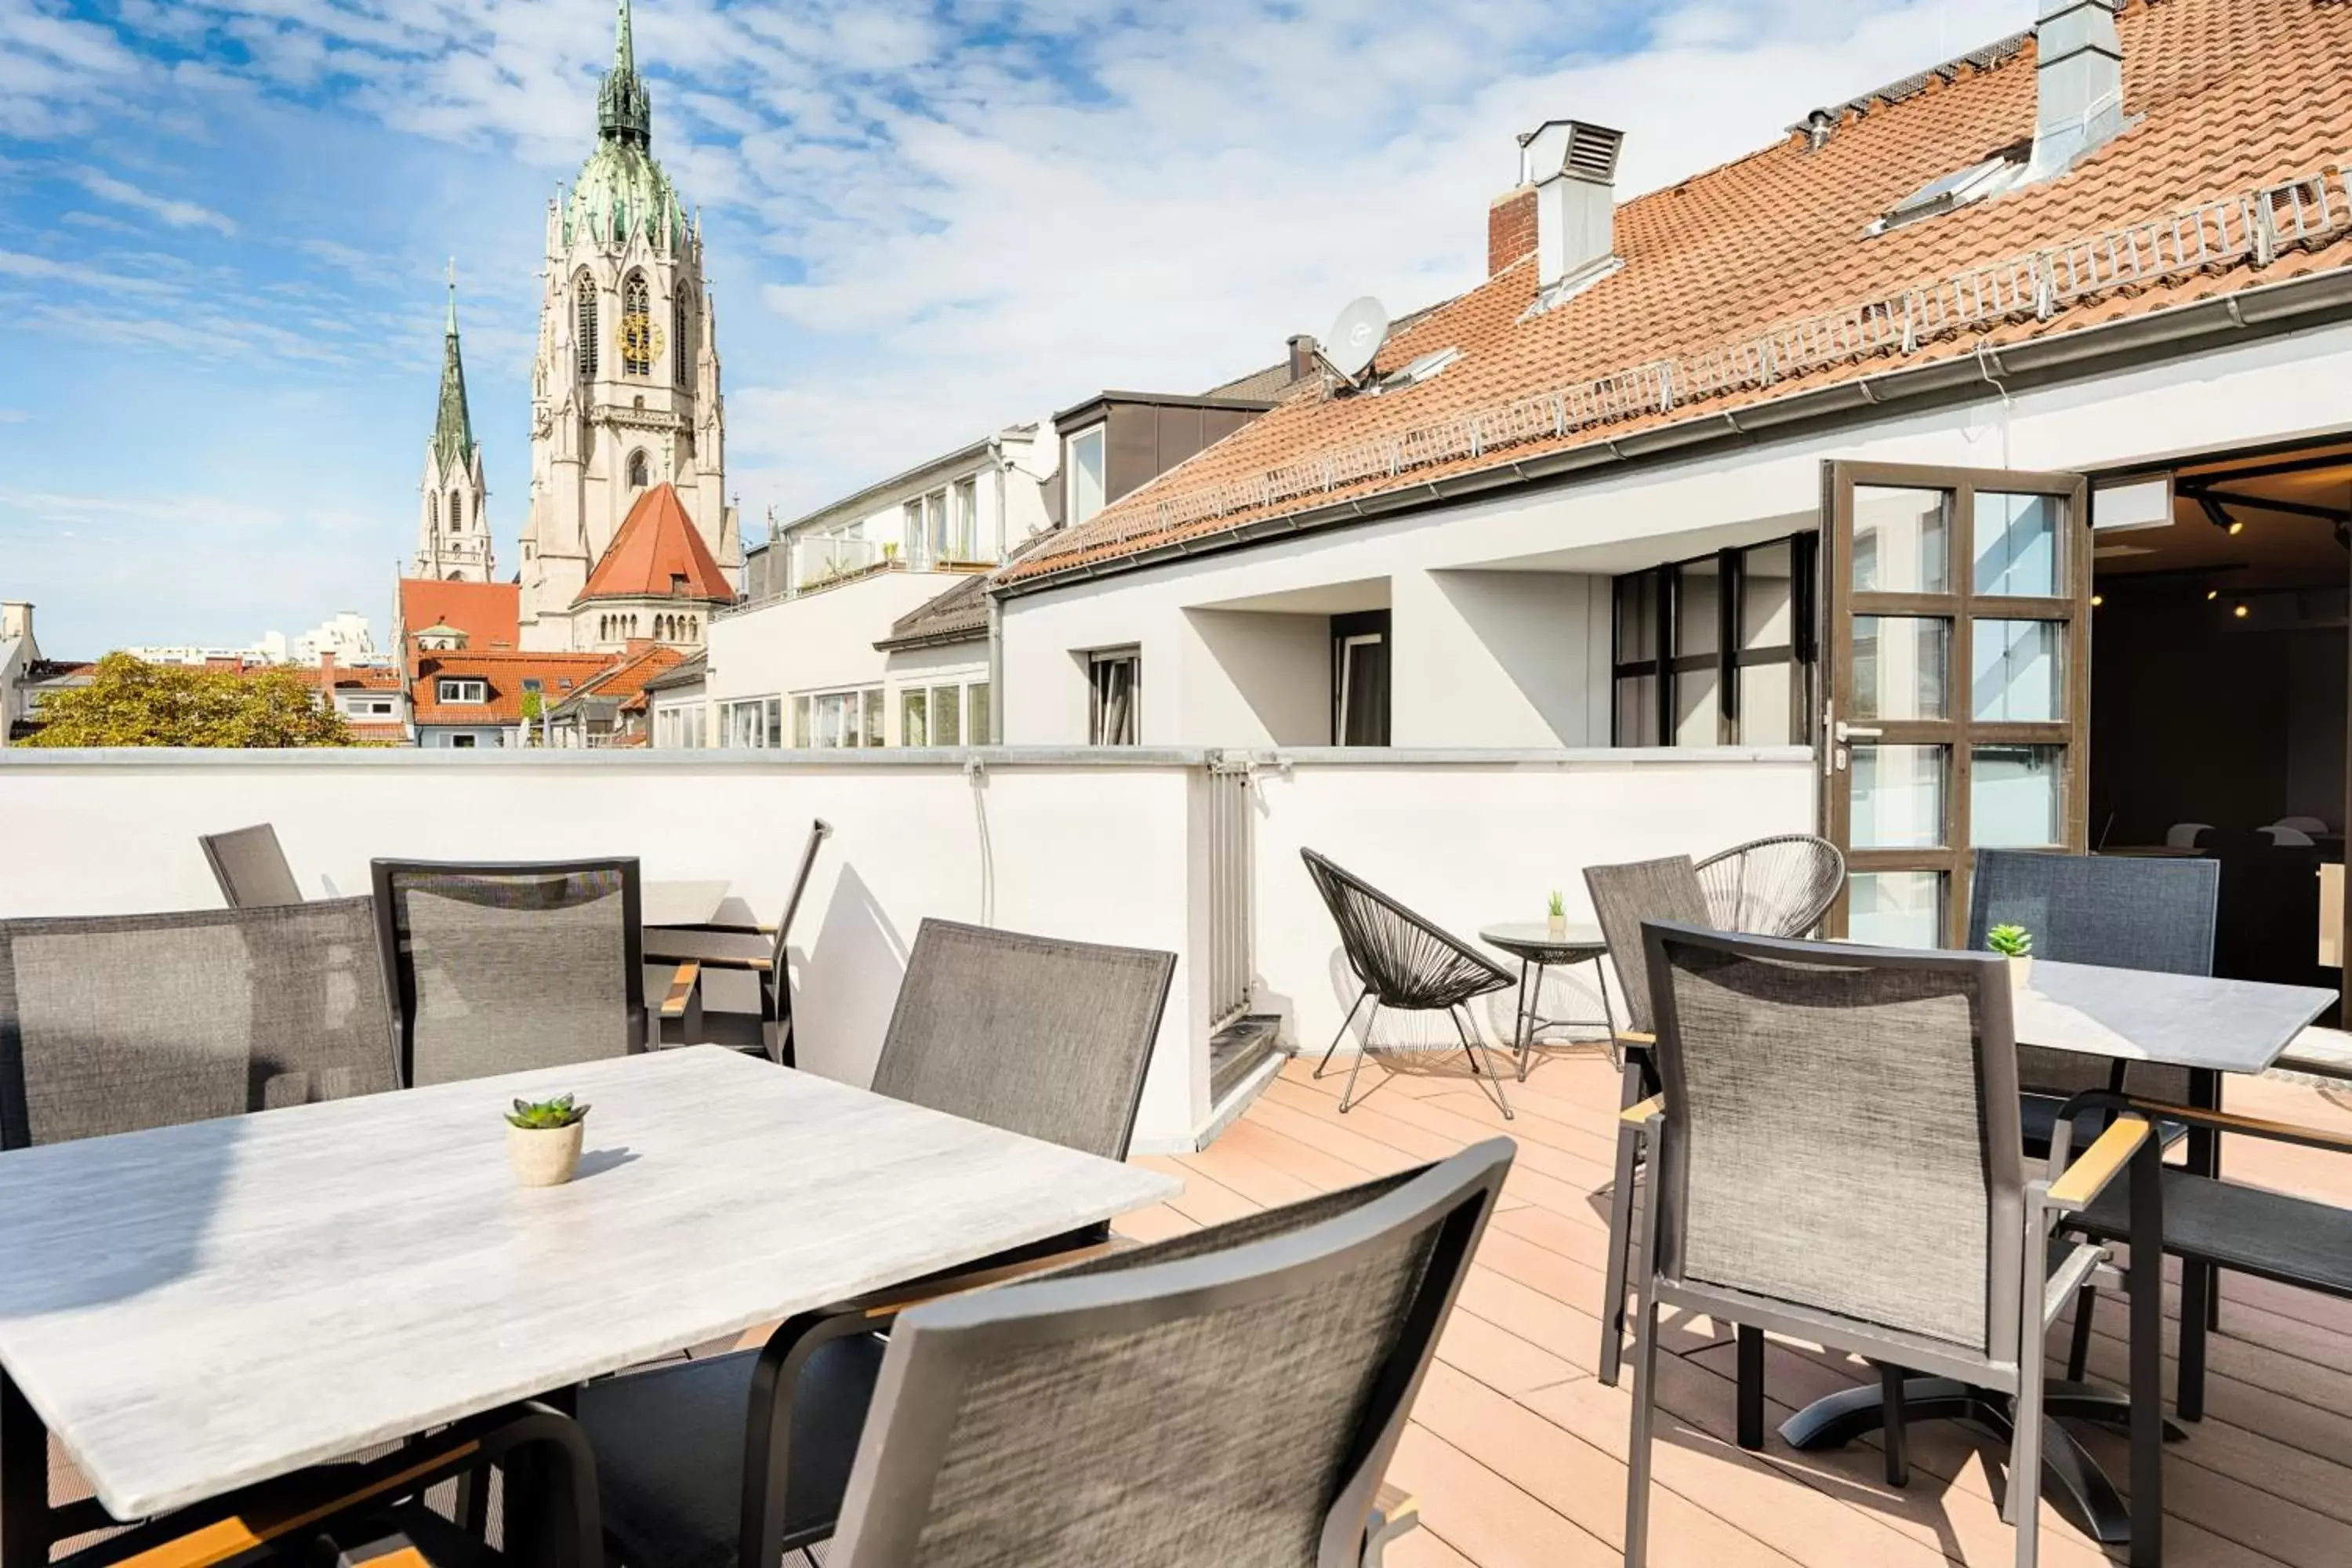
[
  {"xmin": 518, "ymin": 0, "xmax": 739, "ymax": 650},
  {"xmin": 414, "ymin": 267, "xmax": 494, "ymax": 583}
]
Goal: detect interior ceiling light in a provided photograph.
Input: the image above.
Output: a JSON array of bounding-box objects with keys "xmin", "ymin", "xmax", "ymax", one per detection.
[
  {"xmin": 2196, "ymin": 494, "xmax": 2244, "ymax": 535},
  {"xmin": 2091, "ymin": 593, "xmax": 2104, "ymax": 606},
  {"xmin": 2234, "ymin": 602, "xmax": 2252, "ymax": 619},
  {"xmin": 2206, "ymin": 589, "xmax": 2220, "ymax": 601}
]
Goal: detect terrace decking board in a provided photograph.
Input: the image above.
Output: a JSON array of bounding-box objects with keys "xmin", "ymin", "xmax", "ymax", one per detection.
[
  {"xmin": 0, "ymin": 1048, "xmax": 1176, "ymax": 1521},
  {"xmin": 1111, "ymin": 1054, "xmax": 2352, "ymax": 1568}
]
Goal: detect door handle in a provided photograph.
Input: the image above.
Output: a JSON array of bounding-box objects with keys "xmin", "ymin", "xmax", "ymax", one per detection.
[{"xmin": 1834, "ymin": 721, "xmax": 1883, "ymax": 742}]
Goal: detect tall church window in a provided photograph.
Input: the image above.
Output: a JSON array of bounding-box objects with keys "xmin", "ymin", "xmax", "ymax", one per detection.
[
  {"xmin": 450, "ymin": 491, "xmax": 463, "ymax": 529},
  {"xmin": 575, "ymin": 274, "xmax": 599, "ymax": 382},
  {"xmin": 427, "ymin": 492, "xmax": 437, "ymax": 532},
  {"xmin": 673, "ymin": 288, "xmax": 694, "ymax": 388},
  {"xmin": 622, "ymin": 272, "xmax": 652, "ymax": 376},
  {"xmin": 628, "ymin": 449, "xmax": 650, "ymax": 489}
]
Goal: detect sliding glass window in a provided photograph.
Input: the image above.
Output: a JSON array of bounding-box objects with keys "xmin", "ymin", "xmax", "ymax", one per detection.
[{"xmin": 1611, "ymin": 534, "xmax": 1817, "ymax": 748}]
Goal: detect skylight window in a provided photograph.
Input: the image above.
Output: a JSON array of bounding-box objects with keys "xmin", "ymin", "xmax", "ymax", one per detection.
[
  {"xmin": 1871, "ymin": 154, "xmax": 2025, "ymax": 234},
  {"xmin": 1377, "ymin": 347, "xmax": 1461, "ymax": 391}
]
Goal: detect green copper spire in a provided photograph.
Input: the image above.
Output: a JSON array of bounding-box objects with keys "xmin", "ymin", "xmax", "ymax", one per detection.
[
  {"xmin": 597, "ymin": 0, "xmax": 652, "ymax": 150},
  {"xmin": 433, "ymin": 259, "xmax": 476, "ymax": 474}
]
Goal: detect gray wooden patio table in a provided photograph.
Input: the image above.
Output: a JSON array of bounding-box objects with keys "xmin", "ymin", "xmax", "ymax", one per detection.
[
  {"xmin": 1783, "ymin": 958, "xmax": 2335, "ymax": 1567},
  {"xmin": 0, "ymin": 1047, "xmax": 1179, "ymax": 1546}
]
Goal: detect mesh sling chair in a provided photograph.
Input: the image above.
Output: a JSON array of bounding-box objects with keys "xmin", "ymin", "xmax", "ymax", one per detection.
[
  {"xmin": 0, "ymin": 906, "xmax": 596, "ymax": 1568},
  {"xmin": 1622, "ymin": 924, "xmax": 2150, "ymax": 1568},
  {"xmin": 372, "ymin": 858, "xmax": 647, "ymax": 1087},
  {"xmin": 1692, "ymin": 833, "xmax": 1845, "ymax": 938},
  {"xmin": 824, "ymin": 1138, "xmax": 1514, "ymax": 1568},
  {"xmin": 1581, "ymin": 855, "xmax": 1713, "ymax": 1389},
  {"xmin": 1301, "ymin": 849, "xmax": 1517, "ymax": 1120},
  {"xmin": 199, "ymin": 823, "xmax": 305, "ymax": 909},
  {"xmin": 577, "ymin": 919, "xmax": 1178, "ymax": 1568},
  {"xmin": 651, "ymin": 819, "xmax": 833, "ymax": 1065},
  {"xmin": 0, "ymin": 898, "xmax": 399, "ymax": 1145},
  {"xmin": 1965, "ymin": 849, "xmax": 2218, "ymax": 1382}
]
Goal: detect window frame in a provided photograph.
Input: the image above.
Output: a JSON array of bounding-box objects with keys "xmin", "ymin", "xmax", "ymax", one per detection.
[
  {"xmin": 436, "ymin": 677, "xmax": 488, "ymax": 706},
  {"xmin": 1065, "ymin": 426, "xmax": 1107, "ymax": 527},
  {"xmin": 1087, "ymin": 648, "xmax": 1141, "ymax": 746},
  {"xmin": 1611, "ymin": 532, "xmax": 1817, "ymax": 749}
]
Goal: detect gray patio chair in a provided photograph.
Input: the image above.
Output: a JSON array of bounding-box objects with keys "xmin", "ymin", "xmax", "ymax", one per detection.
[
  {"xmin": 1693, "ymin": 833, "xmax": 1845, "ymax": 937},
  {"xmin": 1623, "ymin": 923, "xmax": 2147, "ymax": 1568},
  {"xmin": 823, "ymin": 1138, "xmax": 1513, "ymax": 1568},
  {"xmin": 371, "ymin": 857, "xmax": 647, "ymax": 1087},
  {"xmin": 650, "ymin": 818, "xmax": 832, "ymax": 1065},
  {"xmin": 1301, "ymin": 848, "xmax": 1519, "ymax": 1120},
  {"xmin": 0, "ymin": 898, "xmax": 399, "ymax": 1148},
  {"xmin": 1581, "ymin": 854, "xmax": 1713, "ymax": 1389},
  {"xmin": 577, "ymin": 919, "xmax": 1178, "ymax": 1568},
  {"xmin": 199, "ymin": 822, "xmax": 305, "ymax": 909}
]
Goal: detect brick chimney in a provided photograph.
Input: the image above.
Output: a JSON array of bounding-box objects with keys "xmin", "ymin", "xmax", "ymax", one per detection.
[
  {"xmin": 316, "ymin": 651, "xmax": 337, "ymax": 708},
  {"xmin": 1488, "ymin": 187, "xmax": 1537, "ymax": 276},
  {"xmin": 1286, "ymin": 333, "xmax": 1320, "ymax": 381}
]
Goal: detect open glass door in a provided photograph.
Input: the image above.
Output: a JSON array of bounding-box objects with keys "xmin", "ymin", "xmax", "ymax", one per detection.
[{"xmin": 1821, "ymin": 461, "xmax": 2092, "ymax": 946}]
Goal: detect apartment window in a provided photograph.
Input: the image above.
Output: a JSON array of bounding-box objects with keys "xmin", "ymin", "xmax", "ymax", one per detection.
[
  {"xmin": 1612, "ymin": 534, "xmax": 1817, "ymax": 748},
  {"xmin": 949, "ymin": 477, "xmax": 979, "ymax": 561},
  {"xmin": 968, "ymin": 681, "xmax": 991, "ymax": 743},
  {"xmin": 1065, "ymin": 426, "xmax": 1106, "ymax": 526},
  {"xmin": 930, "ymin": 685, "xmax": 961, "ymax": 746},
  {"xmin": 719, "ymin": 697, "xmax": 782, "ymax": 749},
  {"xmin": 655, "ymin": 704, "xmax": 706, "ymax": 748},
  {"xmin": 794, "ymin": 686, "xmax": 884, "ymax": 749},
  {"xmin": 437, "ymin": 678, "xmax": 488, "ymax": 705},
  {"xmin": 1331, "ymin": 610, "xmax": 1390, "ymax": 746},
  {"xmin": 1087, "ymin": 649, "xmax": 1140, "ymax": 746},
  {"xmin": 901, "ymin": 689, "xmax": 927, "ymax": 746},
  {"xmin": 452, "ymin": 734, "xmax": 477, "ymax": 749}
]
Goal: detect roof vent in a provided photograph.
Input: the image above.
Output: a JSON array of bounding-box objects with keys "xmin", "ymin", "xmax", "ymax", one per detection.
[
  {"xmin": 2027, "ymin": 0, "xmax": 2129, "ymax": 182},
  {"xmin": 1796, "ymin": 107, "xmax": 1839, "ymax": 152},
  {"xmin": 1871, "ymin": 148, "xmax": 2028, "ymax": 233},
  {"xmin": 1377, "ymin": 347, "xmax": 1461, "ymax": 391},
  {"xmin": 1515, "ymin": 118, "xmax": 1625, "ymax": 303}
]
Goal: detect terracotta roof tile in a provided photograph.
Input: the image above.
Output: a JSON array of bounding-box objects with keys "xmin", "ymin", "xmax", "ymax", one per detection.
[
  {"xmin": 1007, "ymin": 0, "xmax": 2352, "ymax": 586},
  {"xmin": 397, "ymin": 579, "xmax": 519, "ymax": 652},
  {"xmin": 579, "ymin": 484, "xmax": 735, "ymax": 604},
  {"xmin": 412, "ymin": 649, "xmax": 619, "ymax": 727}
]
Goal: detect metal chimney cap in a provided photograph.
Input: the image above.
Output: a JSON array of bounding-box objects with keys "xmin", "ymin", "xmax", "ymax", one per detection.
[{"xmin": 1519, "ymin": 119, "xmax": 1626, "ymax": 187}]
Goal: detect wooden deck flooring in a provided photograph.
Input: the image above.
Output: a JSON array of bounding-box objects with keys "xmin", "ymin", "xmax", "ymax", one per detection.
[{"xmin": 1127, "ymin": 1049, "xmax": 2352, "ymax": 1568}]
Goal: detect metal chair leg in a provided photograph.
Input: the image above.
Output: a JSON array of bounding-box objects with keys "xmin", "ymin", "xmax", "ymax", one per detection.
[
  {"xmin": 1314, "ymin": 989, "xmax": 1370, "ymax": 1080},
  {"xmin": 2064, "ymin": 1282, "xmax": 2097, "ymax": 1384},
  {"xmin": 1736, "ymin": 1325, "xmax": 1765, "ymax": 1450},
  {"xmin": 1622, "ymin": 1123, "xmax": 1669, "ymax": 1568},
  {"xmin": 1338, "ymin": 1004, "xmax": 1379, "ymax": 1113},
  {"xmin": 1879, "ymin": 1360, "xmax": 1910, "ymax": 1486},
  {"xmin": 1598, "ymin": 1056, "xmax": 1646, "ymax": 1387},
  {"xmin": 1449, "ymin": 1004, "xmax": 1513, "ymax": 1121}
]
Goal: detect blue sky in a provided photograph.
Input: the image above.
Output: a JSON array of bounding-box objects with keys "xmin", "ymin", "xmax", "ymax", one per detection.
[{"xmin": 0, "ymin": 0, "xmax": 2033, "ymax": 655}]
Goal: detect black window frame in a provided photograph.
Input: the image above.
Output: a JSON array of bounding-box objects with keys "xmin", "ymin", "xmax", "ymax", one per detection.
[{"xmin": 1611, "ymin": 532, "xmax": 1817, "ymax": 748}]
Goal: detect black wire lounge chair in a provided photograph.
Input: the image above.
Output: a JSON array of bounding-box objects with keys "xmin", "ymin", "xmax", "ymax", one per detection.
[
  {"xmin": 1693, "ymin": 832, "xmax": 1845, "ymax": 938},
  {"xmin": 198, "ymin": 823, "xmax": 306, "ymax": 909},
  {"xmin": 1301, "ymin": 848, "xmax": 1517, "ymax": 1120},
  {"xmin": 648, "ymin": 818, "xmax": 832, "ymax": 1065},
  {"xmin": 824, "ymin": 1138, "xmax": 1515, "ymax": 1568}
]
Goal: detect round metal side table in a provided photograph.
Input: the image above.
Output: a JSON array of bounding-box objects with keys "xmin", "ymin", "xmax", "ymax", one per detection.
[{"xmin": 1480, "ymin": 921, "xmax": 1613, "ymax": 1081}]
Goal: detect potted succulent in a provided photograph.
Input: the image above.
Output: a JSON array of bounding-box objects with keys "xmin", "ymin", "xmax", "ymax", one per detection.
[
  {"xmin": 1546, "ymin": 888, "xmax": 1568, "ymax": 940},
  {"xmin": 1986, "ymin": 923, "xmax": 2034, "ymax": 986},
  {"xmin": 506, "ymin": 1094, "xmax": 590, "ymax": 1188}
]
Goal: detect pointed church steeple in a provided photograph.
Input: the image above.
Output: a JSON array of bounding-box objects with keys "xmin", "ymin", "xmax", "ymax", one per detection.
[
  {"xmin": 433, "ymin": 260, "xmax": 476, "ymax": 474},
  {"xmin": 597, "ymin": 0, "xmax": 653, "ymax": 149}
]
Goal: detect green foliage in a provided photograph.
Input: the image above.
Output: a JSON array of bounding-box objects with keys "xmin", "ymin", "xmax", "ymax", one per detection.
[
  {"xmin": 1547, "ymin": 888, "xmax": 1566, "ymax": 918},
  {"xmin": 20, "ymin": 654, "xmax": 356, "ymax": 749},
  {"xmin": 507, "ymin": 1094, "xmax": 590, "ymax": 1131},
  {"xmin": 1985, "ymin": 923, "xmax": 2034, "ymax": 957},
  {"xmin": 520, "ymin": 691, "xmax": 544, "ymax": 720}
]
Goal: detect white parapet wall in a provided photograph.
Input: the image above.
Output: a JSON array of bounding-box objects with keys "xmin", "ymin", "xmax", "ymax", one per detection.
[
  {"xmin": 1244, "ymin": 746, "xmax": 1818, "ymax": 1057},
  {"xmin": 0, "ymin": 744, "xmax": 1817, "ymax": 1148}
]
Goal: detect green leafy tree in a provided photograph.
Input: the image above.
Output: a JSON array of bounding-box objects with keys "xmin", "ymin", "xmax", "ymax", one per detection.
[{"xmin": 21, "ymin": 654, "xmax": 357, "ymax": 749}]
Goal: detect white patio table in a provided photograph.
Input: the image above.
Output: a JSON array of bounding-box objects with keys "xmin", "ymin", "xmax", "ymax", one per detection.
[{"xmin": 0, "ymin": 1047, "xmax": 1178, "ymax": 1555}]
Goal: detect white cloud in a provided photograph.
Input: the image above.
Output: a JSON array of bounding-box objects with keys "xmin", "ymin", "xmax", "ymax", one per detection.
[{"xmin": 72, "ymin": 166, "xmax": 238, "ymax": 234}]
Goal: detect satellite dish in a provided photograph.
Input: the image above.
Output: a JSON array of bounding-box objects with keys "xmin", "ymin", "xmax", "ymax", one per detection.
[{"xmin": 1324, "ymin": 296, "xmax": 1391, "ymax": 383}]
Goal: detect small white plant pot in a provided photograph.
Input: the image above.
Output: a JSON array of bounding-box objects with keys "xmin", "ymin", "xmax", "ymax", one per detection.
[
  {"xmin": 1546, "ymin": 914, "xmax": 1569, "ymax": 939},
  {"xmin": 2007, "ymin": 954, "xmax": 2034, "ymax": 989},
  {"xmin": 508, "ymin": 1121, "xmax": 585, "ymax": 1188}
]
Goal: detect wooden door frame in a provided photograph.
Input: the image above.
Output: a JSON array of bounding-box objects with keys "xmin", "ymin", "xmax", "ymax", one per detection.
[{"xmin": 1819, "ymin": 459, "xmax": 2092, "ymax": 945}]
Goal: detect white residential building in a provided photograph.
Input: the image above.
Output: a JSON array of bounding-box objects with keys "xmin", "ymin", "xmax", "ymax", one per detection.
[{"xmin": 990, "ymin": 0, "xmax": 2352, "ymax": 956}]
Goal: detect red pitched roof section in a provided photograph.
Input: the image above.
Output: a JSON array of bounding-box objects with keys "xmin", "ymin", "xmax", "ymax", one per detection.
[
  {"xmin": 551, "ymin": 642, "xmax": 684, "ymax": 716},
  {"xmin": 397, "ymin": 579, "xmax": 519, "ymax": 652},
  {"xmin": 578, "ymin": 484, "xmax": 735, "ymax": 605},
  {"xmin": 1005, "ymin": 0, "xmax": 2352, "ymax": 586},
  {"xmin": 412, "ymin": 649, "xmax": 618, "ymax": 728}
]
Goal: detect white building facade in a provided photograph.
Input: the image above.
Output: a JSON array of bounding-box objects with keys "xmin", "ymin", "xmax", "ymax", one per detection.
[{"xmin": 517, "ymin": 0, "xmax": 739, "ymax": 652}]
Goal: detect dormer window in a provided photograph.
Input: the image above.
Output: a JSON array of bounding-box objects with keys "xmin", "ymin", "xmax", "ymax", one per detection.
[
  {"xmin": 437, "ymin": 677, "xmax": 488, "ymax": 704},
  {"xmin": 1065, "ymin": 426, "xmax": 1105, "ymax": 526}
]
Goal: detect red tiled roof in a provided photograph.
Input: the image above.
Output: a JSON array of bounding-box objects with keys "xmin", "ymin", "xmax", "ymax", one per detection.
[
  {"xmin": 578, "ymin": 485, "xmax": 735, "ymax": 604},
  {"xmin": 328, "ymin": 667, "xmax": 405, "ymax": 691},
  {"xmin": 550, "ymin": 643, "xmax": 684, "ymax": 716},
  {"xmin": 397, "ymin": 579, "xmax": 519, "ymax": 652},
  {"xmin": 345, "ymin": 721, "xmax": 411, "ymax": 746},
  {"xmin": 1006, "ymin": 0, "xmax": 2352, "ymax": 586},
  {"xmin": 411, "ymin": 649, "xmax": 618, "ymax": 728}
]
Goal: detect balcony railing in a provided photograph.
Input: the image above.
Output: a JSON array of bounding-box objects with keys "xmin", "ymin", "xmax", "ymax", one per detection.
[{"xmin": 791, "ymin": 535, "xmax": 889, "ymax": 592}]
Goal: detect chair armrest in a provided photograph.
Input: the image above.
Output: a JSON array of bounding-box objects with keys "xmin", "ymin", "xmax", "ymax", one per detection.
[
  {"xmin": 1362, "ymin": 1483, "xmax": 1421, "ymax": 1566},
  {"xmin": 659, "ymin": 961, "xmax": 700, "ymax": 1018},
  {"xmin": 2046, "ymin": 1114, "xmax": 2151, "ymax": 1211},
  {"xmin": 691, "ymin": 921, "xmax": 778, "ymax": 935},
  {"xmin": 1621, "ymin": 1094, "xmax": 1664, "ymax": 1128},
  {"xmin": 857, "ymin": 1239, "xmax": 1130, "ymax": 1319},
  {"xmin": 1617, "ymin": 1029, "xmax": 1656, "ymax": 1046},
  {"xmin": 694, "ymin": 954, "xmax": 771, "ymax": 973},
  {"xmin": 2124, "ymin": 1098, "xmax": 2352, "ymax": 1158}
]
